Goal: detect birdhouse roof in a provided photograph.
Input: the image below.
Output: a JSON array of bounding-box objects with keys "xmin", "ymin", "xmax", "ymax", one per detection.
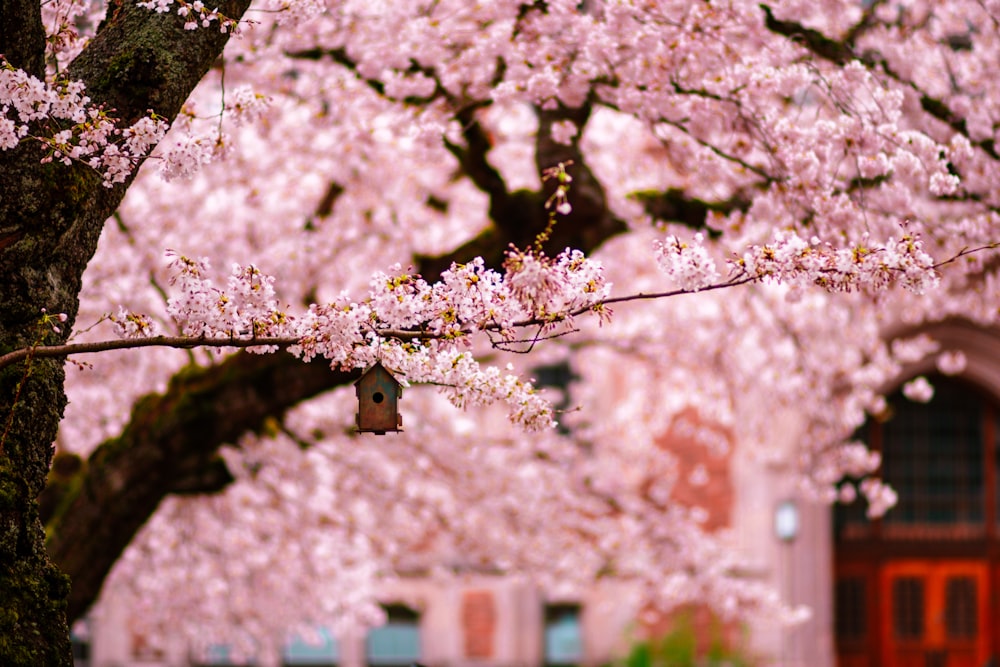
[{"xmin": 354, "ymin": 360, "xmax": 402, "ymax": 387}]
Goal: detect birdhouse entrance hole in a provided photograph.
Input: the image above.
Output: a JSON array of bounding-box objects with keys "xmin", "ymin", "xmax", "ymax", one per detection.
[{"xmin": 372, "ymin": 392, "xmax": 384, "ymax": 403}]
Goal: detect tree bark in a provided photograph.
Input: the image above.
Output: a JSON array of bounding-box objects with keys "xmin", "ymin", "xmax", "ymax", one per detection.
[{"xmin": 0, "ymin": 0, "xmax": 249, "ymax": 663}]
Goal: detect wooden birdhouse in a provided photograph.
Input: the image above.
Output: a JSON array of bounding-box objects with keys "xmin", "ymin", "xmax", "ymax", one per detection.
[{"xmin": 355, "ymin": 361, "xmax": 403, "ymax": 434}]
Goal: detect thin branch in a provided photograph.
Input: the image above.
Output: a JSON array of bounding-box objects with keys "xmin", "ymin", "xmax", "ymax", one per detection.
[
  {"xmin": 590, "ymin": 276, "xmax": 755, "ymax": 310},
  {"xmin": 0, "ymin": 335, "xmax": 301, "ymax": 370},
  {"xmin": 931, "ymin": 242, "xmax": 1000, "ymax": 269},
  {"xmin": 491, "ymin": 327, "xmax": 581, "ymax": 353},
  {"xmin": 656, "ymin": 117, "xmax": 775, "ymax": 181},
  {"xmin": 0, "ymin": 276, "xmax": 756, "ymax": 371}
]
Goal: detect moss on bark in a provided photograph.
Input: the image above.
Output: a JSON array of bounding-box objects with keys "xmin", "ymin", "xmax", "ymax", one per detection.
[{"xmin": 0, "ymin": 356, "xmax": 71, "ymax": 665}]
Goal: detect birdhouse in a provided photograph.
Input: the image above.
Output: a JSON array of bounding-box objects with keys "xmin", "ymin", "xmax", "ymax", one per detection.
[{"xmin": 355, "ymin": 361, "xmax": 403, "ymax": 434}]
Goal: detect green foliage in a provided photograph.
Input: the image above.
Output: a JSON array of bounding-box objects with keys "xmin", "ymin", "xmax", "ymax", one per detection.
[{"xmin": 612, "ymin": 613, "xmax": 754, "ymax": 667}]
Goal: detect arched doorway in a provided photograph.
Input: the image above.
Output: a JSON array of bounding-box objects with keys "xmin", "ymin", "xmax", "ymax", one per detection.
[{"xmin": 834, "ymin": 375, "xmax": 1000, "ymax": 667}]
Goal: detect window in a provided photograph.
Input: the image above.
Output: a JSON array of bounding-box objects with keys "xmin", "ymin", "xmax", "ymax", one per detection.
[
  {"xmin": 835, "ymin": 376, "xmax": 996, "ymax": 539},
  {"xmin": 944, "ymin": 576, "xmax": 978, "ymax": 639},
  {"xmin": 543, "ymin": 604, "xmax": 583, "ymax": 667},
  {"xmin": 194, "ymin": 643, "xmax": 256, "ymax": 666},
  {"xmin": 834, "ymin": 576, "xmax": 867, "ymax": 644},
  {"xmin": 881, "ymin": 377, "xmax": 985, "ymax": 529},
  {"xmin": 283, "ymin": 627, "xmax": 339, "ymax": 666},
  {"xmin": 891, "ymin": 577, "xmax": 924, "ymax": 640},
  {"xmin": 366, "ymin": 605, "xmax": 420, "ymax": 667}
]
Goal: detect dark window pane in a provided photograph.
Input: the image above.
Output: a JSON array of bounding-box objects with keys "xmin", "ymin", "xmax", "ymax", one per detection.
[
  {"xmin": 945, "ymin": 576, "xmax": 978, "ymax": 639},
  {"xmin": 882, "ymin": 378, "xmax": 984, "ymax": 527},
  {"xmin": 834, "ymin": 576, "xmax": 867, "ymax": 642},
  {"xmin": 892, "ymin": 577, "xmax": 924, "ymax": 640}
]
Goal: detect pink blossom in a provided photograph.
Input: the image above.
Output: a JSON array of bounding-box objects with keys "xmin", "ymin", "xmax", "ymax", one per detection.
[
  {"xmin": 937, "ymin": 350, "xmax": 967, "ymax": 375},
  {"xmin": 902, "ymin": 376, "xmax": 934, "ymax": 403},
  {"xmin": 550, "ymin": 120, "xmax": 578, "ymax": 145}
]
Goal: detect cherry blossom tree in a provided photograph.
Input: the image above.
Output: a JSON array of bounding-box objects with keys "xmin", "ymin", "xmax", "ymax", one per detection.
[{"xmin": 4, "ymin": 0, "xmax": 1000, "ymax": 664}]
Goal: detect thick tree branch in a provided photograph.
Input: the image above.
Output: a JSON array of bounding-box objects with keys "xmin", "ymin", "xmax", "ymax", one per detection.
[
  {"xmin": 443, "ymin": 106, "xmax": 515, "ymax": 218},
  {"xmin": 631, "ymin": 189, "xmax": 751, "ymax": 235},
  {"xmin": 0, "ymin": 0, "xmax": 46, "ymax": 76},
  {"xmin": 760, "ymin": 3, "xmax": 999, "ymax": 161},
  {"xmin": 426, "ymin": 101, "xmax": 628, "ymax": 278},
  {"xmin": 68, "ymin": 0, "xmax": 251, "ymax": 126},
  {"xmin": 759, "ymin": 4, "xmax": 856, "ymax": 64},
  {"xmin": 47, "ymin": 351, "xmax": 356, "ymax": 623},
  {"xmin": 534, "ymin": 101, "xmax": 628, "ymax": 253}
]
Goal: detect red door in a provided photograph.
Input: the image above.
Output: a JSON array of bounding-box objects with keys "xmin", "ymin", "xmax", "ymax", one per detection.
[{"xmin": 880, "ymin": 561, "xmax": 989, "ymax": 667}]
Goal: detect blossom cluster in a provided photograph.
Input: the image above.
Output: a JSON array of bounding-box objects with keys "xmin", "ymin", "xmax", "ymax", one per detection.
[
  {"xmin": 116, "ymin": 247, "xmax": 611, "ymax": 429},
  {"xmin": 143, "ymin": 87, "xmax": 270, "ymax": 181},
  {"xmin": 0, "ymin": 63, "xmax": 168, "ymax": 186},
  {"xmin": 653, "ymin": 228, "xmax": 941, "ymax": 296},
  {"xmin": 41, "ymin": 0, "xmax": 99, "ymax": 68},
  {"xmin": 137, "ymin": 0, "xmax": 239, "ymax": 32},
  {"xmin": 286, "ymin": 247, "xmax": 609, "ymax": 359},
  {"xmin": 162, "ymin": 251, "xmax": 295, "ymax": 344},
  {"xmin": 159, "ymin": 132, "xmax": 232, "ymax": 181},
  {"xmin": 860, "ymin": 478, "xmax": 899, "ymax": 519},
  {"xmin": 654, "ymin": 233, "xmax": 721, "ymax": 291},
  {"xmin": 503, "ymin": 247, "xmax": 610, "ymax": 320},
  {"xmin": 738, "ymin": 230, "xmax": 940, "ymax": 295},
  {"xmin": 110, "ymin": 308, "xmax": 159, "ymax": 339},
  {"xmin": 902, "ymin": 376, "xmax": 934, "ymax": 403},
  {"xmin": 113, "ymin": 214, "xmax": 960, "ymax": 433}
]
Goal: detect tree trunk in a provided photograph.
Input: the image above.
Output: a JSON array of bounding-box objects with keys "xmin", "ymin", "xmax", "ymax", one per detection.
[{"xmin": 0, "ymin": 0, "xmax": 249, "ymax": 662}]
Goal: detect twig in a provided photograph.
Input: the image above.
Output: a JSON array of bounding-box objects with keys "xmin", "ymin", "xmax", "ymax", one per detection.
[{"xmin": 0, "ymin": 335, "xmax": 301, "ymax": 371}]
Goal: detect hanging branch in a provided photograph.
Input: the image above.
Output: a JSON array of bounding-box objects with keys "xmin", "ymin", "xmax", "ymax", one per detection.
[{"xmin": 0, "ymin": 276, "xmax": 758, "ymax": 372}]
